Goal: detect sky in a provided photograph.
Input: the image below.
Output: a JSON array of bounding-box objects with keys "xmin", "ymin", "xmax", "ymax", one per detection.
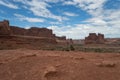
[{"xmin": 0, "ymin": 0, "xmax": 120, "ymax": 39}]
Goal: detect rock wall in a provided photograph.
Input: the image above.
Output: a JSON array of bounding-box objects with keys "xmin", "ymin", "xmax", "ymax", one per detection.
[
  {"xmin": 67, "ymin": 39, "xmax": 73, "ymax": 45},
  {"xmin": 0, "ymin": 20, "xmax": 12, "ymax": 35},
  {"xmin": 85, "ymin": 33, "xmax": 105, "ymax": 44},
  {"xmin": 26, "ymin": 27, "xmax": 55, "ymax": 38},
  {"xmin": 10, "ymin": 26, "xmax": 27, "ymax": 35},
  {"xmin": 105, "ymin": 38, "xmax": 120, "ymax": 45},
  {"xmin": 0, "ymin": 20, "xmax": 70, "ymax": 48},
  {"xmin": 97, "ymin": 33, "xmax": 105, "ymax": 44},
  {"xmin": 0, "ymin": 20, "xmax": 56, "ymax": 38},
  {"xmin": 10, "ymin": 26, "xmax": 55, "ymax": 38},
  {"xmin": 55, "ymin": 36, "xmax": 73, "ymax": 45},
  {"xmin": 72, "ymin": 39, "xmax": 84, "ymax": 44},
  {"xmin": 0, "ymin": 35, "xmax": 57, "ymax": 49},
  {"xmin": 0, "ymin": 20, "xmax": 58, "ymax": 49}
]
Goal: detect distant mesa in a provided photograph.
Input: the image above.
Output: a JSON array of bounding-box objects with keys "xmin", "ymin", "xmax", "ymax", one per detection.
[
  {"xmin": 85, "ymin": 33, "xmax": 105, "ymax": 44},
  {"xmin": 0, "ymin": 20, "xmax": 106, "ymax": 46},
  {"xmin": 0, "ymin": 20, "xmax": 120, "ymax": 50},
  {"xmin": 0, "ymin": 20, "xmax": 63, "ymax": 39},
  {"xmin": 0, "ymin": 20, "xmax": 72, "ymax": 48},
  {"xmin": 10, "ymin": 26, "xmax": 55, "ymax": 38}
]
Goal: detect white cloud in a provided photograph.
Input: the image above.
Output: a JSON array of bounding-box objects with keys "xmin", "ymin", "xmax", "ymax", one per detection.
[
  {"xmin": 44, "ymin": 0, "xmax": 63, "ymax": 3},
  {"xmin": 13, "ymin": 0, "xmax": 67, "ymax": 22},
  {"xmin": 63, "ymin": 0, "xmax": 107, "ymax": 17},
  {"xmin": 84, "ymin": 18, "xmax": 107, "ymax": 26},
  {"xmin": 24, "ymin": 26, "xmax": 31, "ymax": 29},
  {"xmin": 3, "ymin": 0, "xmax": 120, "ymax": 39},
  {"xmin": 63, "ymin": 1, "xmax": 76, "ymax": 5},
  {"xmin": 0, "ymin": 0, "xmax": 18, "ymax": 9},
  {"xmin": 63, "ymin": 12, "xmax": 78, "ymax": 16},
  {"xmin": 48, "ymin": 23, "xmax": 120, "ymax": 39},
  {"xmin": 61, "ymin": 0, "xmax": 120, "ymax": 39},
  {"xmin": 14, "ymin": 14, "xmax": 45, "ymax": 23}
]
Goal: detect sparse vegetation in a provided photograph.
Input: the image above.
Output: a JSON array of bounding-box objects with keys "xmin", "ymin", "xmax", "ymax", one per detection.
[
  {"xmin": 73, "ymin": 44, "xmax": 120, "ymax": 53},
  {"xmin": 69, "ymin": 45, "xmax": 75, "ymax": 51}
]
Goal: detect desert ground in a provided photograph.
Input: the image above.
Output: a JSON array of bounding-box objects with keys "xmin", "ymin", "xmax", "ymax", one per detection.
[{"xmin": 0, "ymin": 49, "xmax": 120, "ymax": 80}]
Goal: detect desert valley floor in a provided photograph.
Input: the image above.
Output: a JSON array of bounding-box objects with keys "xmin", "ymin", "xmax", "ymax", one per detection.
[{"xmin": 0, "ymin": 50, "xmax": 120, "ymax": 80}]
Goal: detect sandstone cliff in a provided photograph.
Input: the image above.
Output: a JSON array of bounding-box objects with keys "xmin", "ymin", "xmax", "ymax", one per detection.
[
  {"xmin": 0, "ymin": 20, "xmax": 12, "ymax": 35},
  {"xmin": 85, "ymin": 33, "xmax": 105, "ymax": 44}
]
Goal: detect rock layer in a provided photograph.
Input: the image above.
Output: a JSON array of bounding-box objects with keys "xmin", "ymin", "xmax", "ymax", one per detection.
[
  {"xmin": 85, "ymin": 33, "xmax": 105, "ymax": 44},
  {"xmin": 0, "ymin": 20, "xmax": 12, "ymax": 35}
]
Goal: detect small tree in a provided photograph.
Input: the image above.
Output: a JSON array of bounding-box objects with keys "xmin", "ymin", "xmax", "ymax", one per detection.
[{"xmin": 70, "ymin": 45, "xmax": 75, "ymax": 51}]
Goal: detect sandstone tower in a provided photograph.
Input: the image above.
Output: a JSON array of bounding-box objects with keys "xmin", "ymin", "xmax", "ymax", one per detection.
[{"xmin": 85, "ymin": 33, "xmax": 105, "ymax": 44}]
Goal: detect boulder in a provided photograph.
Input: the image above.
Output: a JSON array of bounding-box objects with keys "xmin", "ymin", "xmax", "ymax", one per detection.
[
  {"xmin": 95, "ymin": 61, "xmax": 116, "ymax": 67},
  {"xmin": 43, "ymin": 66, "xmax": 57, "ymax": 78}
]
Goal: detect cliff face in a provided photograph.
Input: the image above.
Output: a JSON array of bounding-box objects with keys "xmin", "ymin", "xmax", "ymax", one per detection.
[
  {"xmin": 0, "ymin": 20, "xmax": 12, "ymax": 35},
  {"xmin": 0, "ymin": 20, "xmax": 56, "ymax": 38},
  {"xmin": 10, "ymin": 26, "xmax": 55, "ymax": 38},
  {"xmin": 26, "ymin": 27, "xmax": 55, "ymax": 38},
  {"xmin": 85, "ymin": 33, "xmax": 105, "ymax": 44},
  {"xmin": 0, "ymin": 20, "xmax": 71, "ymax": 48},
  {"xmin": 10, "ymin": 26, "xmax": 27, "ymax": 35},
  {"xmin": 0, "ymin": 20, "xmax": 58, "ymax": 49}
]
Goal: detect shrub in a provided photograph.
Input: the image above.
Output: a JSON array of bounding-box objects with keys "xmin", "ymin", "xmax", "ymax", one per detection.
[{"xmin": 70, "ymin": 45, "xmax": 75, "ymax": 51}]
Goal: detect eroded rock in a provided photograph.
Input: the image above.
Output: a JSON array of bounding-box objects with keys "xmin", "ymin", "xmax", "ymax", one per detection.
[
  {"xmin": 96, "ymin": 61, "xmax": 116, "ymax": 67},
  {"xmin": 0, "ymin": 20, "xmax": 12, "ymax": 35},
  {"xmin": 43, "ymin": 66, "xmax": 57, "ymax": 79},
  {"xmin": 85, "ymin": 33, "xmax": 105, "ymax": 44}
]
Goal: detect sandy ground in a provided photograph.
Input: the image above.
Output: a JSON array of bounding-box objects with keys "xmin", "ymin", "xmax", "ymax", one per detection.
[{"xmin": 0, "ymin": 50, "xmax": 120, "ymax": 80}]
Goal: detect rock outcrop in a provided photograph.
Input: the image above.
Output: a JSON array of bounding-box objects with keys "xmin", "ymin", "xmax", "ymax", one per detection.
[
  {"xmin": 10, "ymin": 26, "xmax": 56, "ymax": 38},
  {"xmin": 0, "ymin": 20, "xmax": 12, "ymax": 35},
  {"xmin": 10, "ymin": 26, "xmax": 27, "ymax": 35},
  {"xmin": 0, "ymin": 20, "xmax": 58, "ymax": 49},
  {"xmin": 55, "ymin": 36, "xmax": 73, "ymax": 45},
  {"xmin": 85, "ymin": 33, "xmax": 105, "ymax": 44},
  {"xmin": 67, "ymin": 39, "xmax": 73, "ymax": 45},
  {"xmin": 26, "ymin": 27, "xmax": 55, "ymax": 38},
  {"xmin": 0, "ymin": 20, "xmax": 71, "ymax": 49}
]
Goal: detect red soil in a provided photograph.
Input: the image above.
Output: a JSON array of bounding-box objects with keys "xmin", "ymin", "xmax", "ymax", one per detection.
[{"xmin": 0, "ymin": 50, "xmax": 120, "ymax": 80}]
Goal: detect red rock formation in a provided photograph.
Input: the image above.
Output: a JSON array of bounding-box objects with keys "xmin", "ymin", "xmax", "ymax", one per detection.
[
  {"xmin": 105, "ymin": 38, "xmax": 120, "ymax": 45},
  {"xmin": 0, "ymin": 20, "xmax": 67, "ymax": 41},
  {"xmin": 0, "ymin": 35, "xmax": 57, "ymax": 49},
  {"xmin": 72, "ymin": 39, "xmax": 84, "ymax": 44},
  {"xmin": 26, "ymin": 27, "xmax": 55, "ymax": 38},
  {"xmin": 67, "ymin": 39, "xmax": 73, "ymax": 45},
  {"xmin": 0, "ymin": 20, "xmax": 70, "ymax": 49},
  {"xmin": 55, "ymin": 36, "xmax": 73, "ymax": 45},
  {"xmin": 0, "ymin": 20, "xmax": 12, "ymax": 35},
  {"xmin": 10, "ymin": 26, "xmax": 27, "ymax": 35},
  {"xmin": 85, "ymin": 33, "xmax": 105, "ymax": 44},
  {"xmin": 97, "ymin": 33, "xmax": 104, "ymax": 44},
  {"xmin": 10, "ymin": 26, "xmax": 56, "ymax": 38}
]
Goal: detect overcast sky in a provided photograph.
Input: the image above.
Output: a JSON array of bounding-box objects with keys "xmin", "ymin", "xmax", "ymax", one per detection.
[{"xmin": 0, "ymin": 0, "xmax": 120, "ymax": 39}]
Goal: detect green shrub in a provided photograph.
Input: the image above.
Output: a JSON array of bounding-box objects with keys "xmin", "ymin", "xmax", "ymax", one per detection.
[
  {"xmin": 70, "ymin": 45, "xmax": 75, "ymax": 51},
  {"xmin": 94, "ymin": 48, "xmax": 103, "ymax": 52}
]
